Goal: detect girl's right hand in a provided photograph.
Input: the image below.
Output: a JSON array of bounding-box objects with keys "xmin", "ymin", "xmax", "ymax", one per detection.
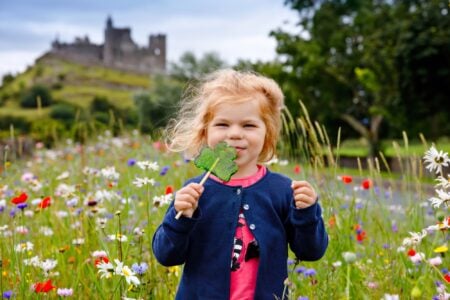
[{"xmin": 174, "ymin": 183, "xmax": 204, "ymax": 218}]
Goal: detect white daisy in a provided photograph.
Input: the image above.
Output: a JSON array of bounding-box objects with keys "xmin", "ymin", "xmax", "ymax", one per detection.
[
  {"xmin": 435, "ymin": 175, "xmax": 450, "ymax": 189},
  {"xmin": 402, "ymin": 229, "xmax": 427, "ymax": 246},
  {"xmin": 40, "ymin": 259, "xmax": 58, "ymax": 272},
  {"xmin": 153, "ymin": 193, "xmax": 173, "ymax": 207},
  {"xmin": 100, "ymin": 166, "xmax": 120, "ymax": 180},
  {"xmin": 15, "ymin": 241, "xmax": 34, "ymax": 252},
  {"xmin": 114, "ymin": 259, "xmax": 140, "ymax": 286},
  {"xmin": 136, "ymin": 161, "xmax": 159, "ymax": 171},
  {"xmin": 132, "ymin": 177, "xmax": 155, "ymax": 188},
  {"xmin": 423, "ymin": 146, "xmax": 450, "ymax": 174},
  {"xmin": 428, "ymin": 189, "xmax": 450, "ymax": 208},
  {"xmin": 108, "ymin": 234, "xmax": 128, "ymax": 242},
  {"xmin": 97, "ymin": 261, "xmax": 114, "ymax": 279}
]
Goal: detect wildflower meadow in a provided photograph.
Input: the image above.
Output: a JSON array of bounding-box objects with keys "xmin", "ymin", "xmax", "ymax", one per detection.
[{"xmin": 0, "ymin": 127, "xmax": 448, "ymax": 299}]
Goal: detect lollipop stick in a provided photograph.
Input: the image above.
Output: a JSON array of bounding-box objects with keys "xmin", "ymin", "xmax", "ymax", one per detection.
[{"xmin": 175, "ymin": 158, "xmax": 219, "ymax": 219}]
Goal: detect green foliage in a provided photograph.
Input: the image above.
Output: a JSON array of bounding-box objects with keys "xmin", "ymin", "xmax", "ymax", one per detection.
[
  {"xmin": 0, "ymin": 115, "xmax": 30, "ymax": 132},
  {"xmin": 20, "ymin": 84, "xmax": 53, "ymax": 108},
  {"xmin": 30, "ymin": 118, "xmax": 65, "ymax": 147},
  {"xmin": 49, "ymin": 102, "xmax": 79, "ymax": 126},
  {"xmin": 269, "ymin": 0, "xmax": 449, "ymax": 158},
  {"xmin": 170, "ymin": 51, "xmax": 227, "ymax": 81},
  {"xmin": 194, "ymin": 141, "xmax": 238, "ymax": 181},
  {"xmin": 134, "ymin": 75, "xmax": 184, "ymax": 133},
  {"xmin": 1, "ymin": 73, "xmax": 15, "ymax": 86}
]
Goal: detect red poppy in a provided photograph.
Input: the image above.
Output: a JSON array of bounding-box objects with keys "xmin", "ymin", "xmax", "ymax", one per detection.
[
  {"xmin": 11, "ymin": 192, "xmax": 28, "ymax": 205},
  {"xmin": 407, "ymin": 249, "xmax": 416, "ymax": 257},
  {"xmin": 356, "ymin": 231, "xmax": 366, "ymax": 242},
  {"xmin": 94, "ymin": 256, "xmax": 109, "ymax": 266},
  {"xmin": 34, "ymin": 279, "xmax": 55, "ymax": 293},
  {"xmin": 361, "ymin": 179, "xmax": 373, "ymax": 189},
  {"xmin": 328, "ymin": 215, "xmax": 336, "ymax": 228},
  {"xmin": 165, "ymin": 185, "xmax": 174, "ymax": 195},
  {"xmin": 294, "ymin": 165, "xmax": 301, "ymax": 174},
  {"xmin": 444, "ymin": 273, "xmax": 450, "ymax": 283},
  {"xmin": 341, "ymin": 175, "xmax": 353, "ymax": 184},
  {"xmin": 38, "ymin": 196, "xmax": 51, "ymax": 209}
]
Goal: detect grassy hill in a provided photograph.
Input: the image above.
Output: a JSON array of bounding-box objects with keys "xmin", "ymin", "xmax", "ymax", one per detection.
[{"xmin": 0, "ymin": 54, "xmax": 151, "ymax": 121}]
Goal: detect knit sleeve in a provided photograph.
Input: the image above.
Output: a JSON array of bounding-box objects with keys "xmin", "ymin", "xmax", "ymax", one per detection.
[
  {"xmin": 152, "ymin": 202, "xmax": 202, "ymax": 266},
  {"xmin": 286, "ymin": 200, "xmax": 328, "ymax": 261}
]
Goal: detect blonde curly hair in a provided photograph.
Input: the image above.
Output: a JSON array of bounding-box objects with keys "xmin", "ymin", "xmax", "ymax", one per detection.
[{"xmin": 165, "ymin": 69, "xmax": 285, "ymax": 162}]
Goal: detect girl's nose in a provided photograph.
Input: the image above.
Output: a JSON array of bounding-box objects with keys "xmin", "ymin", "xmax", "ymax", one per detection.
[{"xmin": 228, "ymin": 125, "xmax": 243, "ymax": 139}]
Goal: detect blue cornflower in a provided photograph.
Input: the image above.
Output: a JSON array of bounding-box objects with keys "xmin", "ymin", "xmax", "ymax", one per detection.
[
  {"xmin": 131, "ymin": 262, "xmax": 148, "ymax": 275},
  {"xmin": 17, "ymin": 203, "xmax": 28, "ymax": 210},
  {"xmin": 127, "ymin": 159, "xmax": 136, "ymax": 166},
  {"xmin": 159, "ymin": 166, "xmax": 170, "ymax": 176},
  {"xmin": 287, "ymin": 259, "xmax": 295, "ymax": 265},
  {"xmin": 9, "ymin": 208, "xmax": 17, "ymax": 218},
  {"xmin": 304, "ymin": 268, "xmax": 317, "ymax": 277},
  {"xmin": 298, "ymin": 297, "xmax": 309, "ymax": 300},
  {"xmin": 3, "ymin": 290, "xmax": 13, "ymax": 299},
  {"xmin": 295, "ymin": 266, "xmax": 306, "ymax": 274}
]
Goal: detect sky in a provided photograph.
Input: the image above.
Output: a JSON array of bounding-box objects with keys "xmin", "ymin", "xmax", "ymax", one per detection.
[{"xmin": 0, "ymin": 0, "xmax": 301, "ymax": 79}]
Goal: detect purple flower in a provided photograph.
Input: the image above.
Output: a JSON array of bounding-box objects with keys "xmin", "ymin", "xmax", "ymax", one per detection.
[
  {"xmin": 355, "ymin": 202, "xmax": 363, "ymax": 209},
  {"xmin": 159, "ymin": 166, "xmax": 170, "ymax": 176},
  {"xmin": 9, "ymin": 208, "xmax": 17, "ymax": 218},
  {"xmin": 298, "ymin": 297, "xmax": 309, "ymax": 300},
  {"xmin": 17, "ymin": 203, "xmax": 28, "ymax": 210},
  {"xmin": 304, "ymin": 268, "xmax": 317, "ymax": 277},
  {"xmin": 391, "ymin": 223, "xmax": 398, "ymax": 232},
  {"xmin": 131, "ymin": 262, "xmax": 148, "ymax": 275},
  {"xmin": 3, "ymin": 290, "xmax": 13, "ymax": 299},
  {"xmin": 295, "ymin": 266, "xmax": 306, "ymax": 274},
  {"xmin": 287, "ymin": 259, "xmax": 295, "ymax": 265},
  {"xmin": 127, "ymin": 159, "xmax": 136, "ymax": 166}
]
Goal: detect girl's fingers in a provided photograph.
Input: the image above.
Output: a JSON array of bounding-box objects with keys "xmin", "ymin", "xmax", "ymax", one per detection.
[
  {"xmin": 294, "ymin": 193, "xmax": 315, "ymax": 205},
  {"xmin": 293, "ymin": 187, "xmax": 315, "ymax": 198}
]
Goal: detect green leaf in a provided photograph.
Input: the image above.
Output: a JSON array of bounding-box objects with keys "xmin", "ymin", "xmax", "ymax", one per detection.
[{"xmin": 194, "ymin": 141, "xmax": 238, "ymax": 181}]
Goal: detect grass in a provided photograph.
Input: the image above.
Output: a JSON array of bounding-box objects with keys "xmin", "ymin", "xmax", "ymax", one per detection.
[
  {"xmin": 0, "ymin": 55, "xmax": 150, "ymax": 116},
  {"xmin": 0, "ymin": 129, "xmax": 448, "ymax": 299}
]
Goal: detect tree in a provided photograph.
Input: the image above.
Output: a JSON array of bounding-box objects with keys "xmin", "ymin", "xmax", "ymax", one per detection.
[
  {"xmin": 271, "ymin": 0, "xmax": 449, "ymax": 157},
  {"xmin": 20, "ymin": 85, "xmax": 53, "ymax": 108},
  {"xmin": 170, "ymin": 51, "xmax": 227, "ymax": 81}
]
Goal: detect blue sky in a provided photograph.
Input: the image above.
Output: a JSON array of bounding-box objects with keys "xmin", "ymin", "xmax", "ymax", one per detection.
[{"xmin": 0, "ymin": 0, "xmax": 300, "ymax": 78}]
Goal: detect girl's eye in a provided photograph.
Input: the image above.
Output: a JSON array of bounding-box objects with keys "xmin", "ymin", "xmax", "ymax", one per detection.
[
  {"xmin": 215, "ymin": 123, "xmax": 228, "ymax": 127},
  {"xmin": 244, "ymin": 124, "xmax": 256, "ymax": 128}
]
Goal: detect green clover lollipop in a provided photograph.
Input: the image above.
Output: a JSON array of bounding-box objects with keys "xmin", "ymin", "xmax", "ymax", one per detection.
[{"xmin": 175, "ymin": 141, "xmax": 238, "ymax": 219}]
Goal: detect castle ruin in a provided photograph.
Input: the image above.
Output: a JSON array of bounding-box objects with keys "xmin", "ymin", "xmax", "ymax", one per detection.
[{"xmin": 50, "ymin": 16, "xmax": 166, "ymax": 74}]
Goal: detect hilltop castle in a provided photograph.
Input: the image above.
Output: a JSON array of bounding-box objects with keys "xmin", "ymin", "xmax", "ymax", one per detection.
[{"xmin": 50, "ymin": 16, "xmax": 166, "ymax": 74}]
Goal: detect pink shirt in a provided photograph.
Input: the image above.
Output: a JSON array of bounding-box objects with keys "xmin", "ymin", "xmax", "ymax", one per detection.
[{"xmin": 211, "ymin": 165, "xmax": 266, "ymax": 300}]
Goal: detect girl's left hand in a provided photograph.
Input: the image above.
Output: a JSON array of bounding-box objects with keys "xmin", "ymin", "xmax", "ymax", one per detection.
[{"xmin": 291, "ymin": 180, "xmax": 317, "ymax": 209}]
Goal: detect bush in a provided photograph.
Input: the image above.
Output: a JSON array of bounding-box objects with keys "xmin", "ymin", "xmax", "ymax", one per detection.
[
  {"xmin": 50, "ymin": 103, "xmax": 78, "ymax": 125},
  {"xmin": 20, "ymin": 85, "xmax": 53, "ymax": 108},
  {"xmin": 0, "ymin": 115, "xmax": 31, "ymax": 132}
]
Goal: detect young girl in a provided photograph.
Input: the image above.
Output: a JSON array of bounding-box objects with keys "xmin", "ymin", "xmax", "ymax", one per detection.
[{"xmin": 152, "ymin": 69, "xmax": 328, "ymax": 299}]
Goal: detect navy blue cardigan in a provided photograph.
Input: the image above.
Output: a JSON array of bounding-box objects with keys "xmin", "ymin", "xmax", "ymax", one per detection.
[{"xmin": 152, "ymin": 170, "xmax": 328, "ymax": 299}]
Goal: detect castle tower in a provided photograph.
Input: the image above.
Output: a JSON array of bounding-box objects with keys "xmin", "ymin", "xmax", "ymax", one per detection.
[
  {"xmin": 149, "ymin": 34, "xmax": 166, "ymax": 71},
  {"xmin": 103, "ymin": 16, "xmax": 114, "ymax": 64}
]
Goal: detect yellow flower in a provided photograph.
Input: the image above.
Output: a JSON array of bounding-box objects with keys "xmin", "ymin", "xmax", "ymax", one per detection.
[{"xmin": 434, "ymin": 244, "xmax": 448, "ymax": 253}]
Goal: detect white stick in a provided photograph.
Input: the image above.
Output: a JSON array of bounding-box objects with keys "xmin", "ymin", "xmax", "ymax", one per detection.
[{"xmin": 175, "ymin": 158, "xmax": 219, "ymax": 219}]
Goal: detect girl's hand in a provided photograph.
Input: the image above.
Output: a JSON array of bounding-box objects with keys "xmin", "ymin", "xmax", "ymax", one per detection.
[
  {"xmin": 291, "ymin": 180, "xmax": 317, "ymax": 209},
  {"xmin": 174, "ymin": 183, "xmax": 204, "ymax": 218}
]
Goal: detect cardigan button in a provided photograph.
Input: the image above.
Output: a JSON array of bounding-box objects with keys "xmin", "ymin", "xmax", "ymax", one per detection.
[
  {"xmin": 236, "ymin": 189, "xmax": 241, "ymax": 195},
  {"xmin": 249, "ymin": 224, "xmax": 256, "ymax": 230},
  {"xmin": 243, "ymin": 204, "xmax": 249, "ymax": 210}
]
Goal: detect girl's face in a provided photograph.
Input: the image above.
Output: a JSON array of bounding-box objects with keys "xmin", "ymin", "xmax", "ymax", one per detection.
[{"xmin": 206, "ymin": 99, "xmax": 266, "ymax": 178}]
